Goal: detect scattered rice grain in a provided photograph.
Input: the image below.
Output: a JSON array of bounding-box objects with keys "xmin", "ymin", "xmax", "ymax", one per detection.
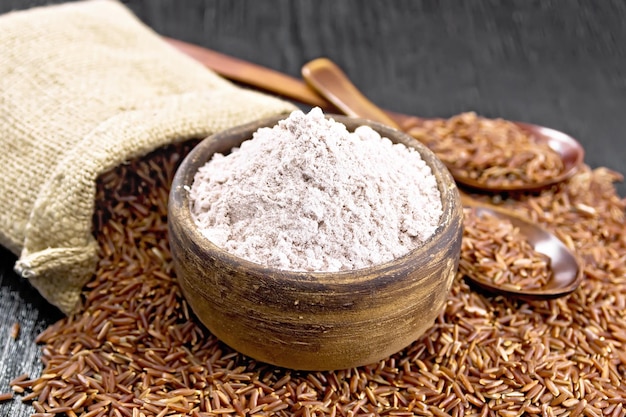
[{"xmin": 7, "ymin": 141, "xmax": 625, "ymax": 417}]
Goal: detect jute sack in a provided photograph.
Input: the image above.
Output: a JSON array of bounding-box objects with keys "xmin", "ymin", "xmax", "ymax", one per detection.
[{"xmin": 0, "ymin": 0, "xmax": 297, "ymax": 314}]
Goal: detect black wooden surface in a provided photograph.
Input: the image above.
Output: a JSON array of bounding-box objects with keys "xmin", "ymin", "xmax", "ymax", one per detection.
[{"xmin": 1, "ymin": 1, "xmax": 625, "ymax": 416}]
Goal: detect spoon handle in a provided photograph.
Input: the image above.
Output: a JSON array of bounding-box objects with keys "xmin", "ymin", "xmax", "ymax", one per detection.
[
  {"xmin": 165, "ymin": 38, "xmax": 424, "ymax": 130},
  {"xmin": 165, "ymin": 37, "xmax": 331, "ymax": 109},
  {"xmin": 301, "ymin": 58, "xmax": 401, "ymax": 129}
]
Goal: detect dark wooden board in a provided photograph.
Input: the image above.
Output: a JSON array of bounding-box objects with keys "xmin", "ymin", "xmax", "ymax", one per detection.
[{"xmin": 1, "ymin": 1, "xmax": 624, "ymax": 415}]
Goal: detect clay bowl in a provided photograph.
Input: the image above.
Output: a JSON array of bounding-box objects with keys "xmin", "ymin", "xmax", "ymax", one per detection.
[{"xmin": 168, "ymin": 114, "xmax": 463, "ymax": 371}]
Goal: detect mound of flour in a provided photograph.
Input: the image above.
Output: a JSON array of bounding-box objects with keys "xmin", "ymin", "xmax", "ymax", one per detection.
[{"xmin": 189, "ymin": 108, "xmax": 442, "ymax": 272}]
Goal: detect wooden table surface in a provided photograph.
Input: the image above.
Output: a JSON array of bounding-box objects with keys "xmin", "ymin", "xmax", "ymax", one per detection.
[{"xmin": 1, "ymin": 1, "xmax": 624, "ymax": 416}]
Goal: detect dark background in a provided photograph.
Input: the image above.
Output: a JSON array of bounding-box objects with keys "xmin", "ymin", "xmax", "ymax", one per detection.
[{"xmin": 1, "ymin": 1, "xmax": 624, "ymax": 416}]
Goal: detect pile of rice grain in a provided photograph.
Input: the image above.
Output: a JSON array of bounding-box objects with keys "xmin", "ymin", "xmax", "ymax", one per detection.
[
  {"xmin": 407, "ymin": 112, "xmax": 565, "ymax": 189},
  {"xmin": 460, "ymin": 208, "xmax": 553, "ymax": 291},
  {"xmin": 9, "ymin": 141, "xmax": 626, "ymax": 417}
]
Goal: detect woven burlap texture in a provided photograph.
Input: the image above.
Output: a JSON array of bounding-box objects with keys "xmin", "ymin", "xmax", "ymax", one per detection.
[{"xmin": 0, "ymin": 0, "xmax": 297, "ymax": 314}]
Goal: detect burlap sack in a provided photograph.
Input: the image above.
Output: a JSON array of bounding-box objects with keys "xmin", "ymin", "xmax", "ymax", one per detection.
[{"xmin": 0, "ymin": 0, "xmax": 297, "ymax": 314}]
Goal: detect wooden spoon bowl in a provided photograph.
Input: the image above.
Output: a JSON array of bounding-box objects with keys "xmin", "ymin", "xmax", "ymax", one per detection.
[
  {"xmin": 410, "ymin": 121, "xmax": 585, "ymax": 193},
  {"xmin": 168, "ymin": 115, "xmax": 463, "ymax": 371},
  {"xmin": 460, "ymin": 201, "xmax": 583, "ymax": 300}
]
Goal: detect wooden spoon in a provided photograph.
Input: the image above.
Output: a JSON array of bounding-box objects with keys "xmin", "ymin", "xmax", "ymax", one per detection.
[
  {"xmin": 459, "ymin": 195, "xmax": 582, "ymax": 300},
  {"xmin": 301, "ymin": 58, "xmax": 585, "ymax": 193}
]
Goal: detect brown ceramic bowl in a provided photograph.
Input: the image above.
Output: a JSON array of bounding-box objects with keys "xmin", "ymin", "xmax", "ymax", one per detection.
[{"xmin": 168, "ymin": 114, "xmax": 463, "ymax": 371}]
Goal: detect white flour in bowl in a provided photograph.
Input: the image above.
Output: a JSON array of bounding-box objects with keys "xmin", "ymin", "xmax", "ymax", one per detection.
[{"xmin": 189, "ymin": 108, "xmax": 442, "ymax": 272}]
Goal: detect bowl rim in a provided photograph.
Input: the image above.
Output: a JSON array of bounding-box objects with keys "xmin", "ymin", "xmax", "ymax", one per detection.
[{"xmin": 169, "ymin": 113, "xmax": 461, "ymax": 286}]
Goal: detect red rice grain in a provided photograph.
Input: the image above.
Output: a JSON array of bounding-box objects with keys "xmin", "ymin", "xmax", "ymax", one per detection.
[
  {"xmin": 0, "ymin": 392, "xmax": 14, "ymax": 402},
  {"xmin": 10, "ymin": 322, "xmax": 20, "ymax": 340}
]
